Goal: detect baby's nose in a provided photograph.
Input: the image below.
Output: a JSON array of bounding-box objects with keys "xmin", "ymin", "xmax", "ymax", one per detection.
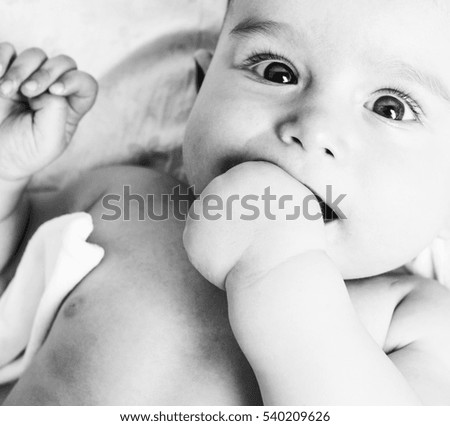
[
  {"xmin": 277, "ymin": 111, "xmax": 348, "ymax": 160},
  {"xmin": 280, "ymin": 133, "xmax": 336, "ymax": 158}
]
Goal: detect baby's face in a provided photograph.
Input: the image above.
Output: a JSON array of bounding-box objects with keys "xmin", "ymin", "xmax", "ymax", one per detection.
[{"xmin": 183, "ymin": 0, "xmax": 450, "ymax": 279}]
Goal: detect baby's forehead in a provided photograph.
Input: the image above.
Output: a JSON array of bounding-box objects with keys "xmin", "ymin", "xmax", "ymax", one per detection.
[
  {"xmin": 225, "ymin": 1, "xmax": 450, "ymax": 71},
  {"xmin": 218, "ymin": 0, "xmax": 450, "ymax": 110},
  {"xmin": 228, "ymin": 0, "xmax": 448, "ymax": 13},
  {"xmin": 226, "ymin": 0, "xmax": 449, "ymax": 31}
]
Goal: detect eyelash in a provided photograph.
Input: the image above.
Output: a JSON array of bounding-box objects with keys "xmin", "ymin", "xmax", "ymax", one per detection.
[
  {"xmin": 243, "ymin": 49, "xmax": 293, "ymax": 66},
  {"xmin": 374, "ymin": 87, "xmax": 423, "ymax": 120},
  {"xmin": 241, "ymin": 50, "xmax": 424, "ymax": 121},
  {"xmin": 241, "ymin": 49, "xmax": 298, "ymax": 80}
]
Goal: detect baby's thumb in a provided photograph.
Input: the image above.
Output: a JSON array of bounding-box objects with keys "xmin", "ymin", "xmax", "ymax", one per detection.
[{"xmin": 28, "ymin": 93, "xmax": 68, "ymax": 161}]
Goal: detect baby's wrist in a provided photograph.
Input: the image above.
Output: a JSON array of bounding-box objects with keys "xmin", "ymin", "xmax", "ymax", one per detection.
[
  {"xmin": 0, "ymin": 175, "xmax": 30, "ymax": 221},
  {"xmin": 225, "ymin": 248, "xmax": 332, "ymax": 292},
  {"xmin": 0, "ymin": 173, "xmax": 30, "ymax": 189},
  {"xmin": 225, "ymin": 250, "xmax": 344, "ymax": 378}
]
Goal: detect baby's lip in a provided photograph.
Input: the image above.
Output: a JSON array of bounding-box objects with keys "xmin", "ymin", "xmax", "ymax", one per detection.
[
  {"xmin": 303, "ymin": 185, "xmax": 341, "ymax": 224},
  {"xmin": 314, "ymin": 193, "xmax": 340, "ymax": 223},
  {"xmin": 242, "ymin": 159, "xmax": 342, "ymax": 223}
]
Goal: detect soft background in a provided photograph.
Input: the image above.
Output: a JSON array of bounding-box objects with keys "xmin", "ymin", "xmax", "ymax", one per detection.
[{"xmin": 0, "ymin": 0, "xmax": 227, "ymax": 188}]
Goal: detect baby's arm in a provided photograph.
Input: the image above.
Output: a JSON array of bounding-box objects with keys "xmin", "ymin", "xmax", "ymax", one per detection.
[
  {"xmin": 382, "ymin": 275, "xmax": 450, "ymax": 405},
  {"xmin": 225, "ymin": 254, "xmax": 422, "ymax": 405},
  {"xmin": 0, "ymin": 177, "xmax": 29, "ymax": 274},
  {"xmin": 184, "ymin": 161, "xmax": 423, "ymax": 405},
  {"xmin": 0, "ymin": 43, "xmax": 97, "ymax": 273}
]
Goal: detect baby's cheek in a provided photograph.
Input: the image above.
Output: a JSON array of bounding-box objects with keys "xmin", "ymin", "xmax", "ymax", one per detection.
[
  {"xmin": 183, "ymin": 139, "xmax": 210, "ymax": 191},
  {"xmin": 356, "ymin": 188, "xmax": 442, "ymax": 275},
  {"xmin": 184, "ymin": 123, "xmax": 228, "ymax": 190}
]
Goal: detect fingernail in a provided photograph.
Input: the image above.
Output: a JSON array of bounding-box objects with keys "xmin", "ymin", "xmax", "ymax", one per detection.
[
  {"xmin": 0, "ymin": 80, "xmax": 13, "ymax": 96},
  {"xmin": 50, "ymin": 82, "xmax": 64, "ymax": 94},
  {"xmin": 24, "ymin": 80, "xmax": 38, "ymax": 92}
]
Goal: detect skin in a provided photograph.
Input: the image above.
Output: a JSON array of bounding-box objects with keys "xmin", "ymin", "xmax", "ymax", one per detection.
[
  {"xmin": 184, "ymin": 0, "xmax": 450, "ymax": 280},
  {"xmin": 0, "ymin": 45, "xmax": 261, "ymax": 405},
  {"xmin": 2, "ymin": 0, "xmax": 450, "ymax": 405},
  {"xmin": 0, "ymin": 43, "xmax": 97, "ymax": 273},
  {"xmin": 2, "ymin": 167, "xmax": 263, "ymax": 405}
]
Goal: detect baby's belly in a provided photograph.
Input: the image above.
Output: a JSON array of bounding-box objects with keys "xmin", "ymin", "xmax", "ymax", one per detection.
[{"xmin": 70, "ymin": 207, "xmax": 263, "ymax": 404}]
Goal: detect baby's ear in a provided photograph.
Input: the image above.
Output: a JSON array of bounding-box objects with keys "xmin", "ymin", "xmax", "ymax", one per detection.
[{"xmin": 194, "ymin": 50, "xmax": 213, "ymax": 91}]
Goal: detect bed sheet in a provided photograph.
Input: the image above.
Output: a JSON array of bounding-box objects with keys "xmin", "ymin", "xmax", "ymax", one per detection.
[{"xmin": 0, "ymin": 0, "xmax": 227, "ymax": 188}]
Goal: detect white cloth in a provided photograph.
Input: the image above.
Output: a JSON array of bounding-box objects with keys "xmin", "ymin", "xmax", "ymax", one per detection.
[
  {"xmin": 0, "ymin": 213, "xmax": 104, "ymax": 385},
  {"xmin": 406, "ymin": 237, "xmax": 450, "ymax": 289}
]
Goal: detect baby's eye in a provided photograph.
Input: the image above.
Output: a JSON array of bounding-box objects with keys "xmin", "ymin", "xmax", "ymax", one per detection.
[
  {"xmin": 372, "ymin": 96, "xmax": 412, "ymax": 121},
  {"xmin": 365, "ymin": 90, "xmax": 421, "ymax": 122},
  {"xmin": 251, "ymin": 61, "xmax": 298, "ymax": 85}
]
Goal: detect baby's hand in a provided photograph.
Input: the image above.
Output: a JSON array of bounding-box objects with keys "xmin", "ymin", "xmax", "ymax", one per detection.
[
  {"xmin": 0, "ymin": 43, "xmax": 97, "ymax": 181},
  {"xmin": 183, "ymin": 161, "xmax": 326, "ymax": 290}
]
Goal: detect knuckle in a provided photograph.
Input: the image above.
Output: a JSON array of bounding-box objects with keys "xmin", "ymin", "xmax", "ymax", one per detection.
[
  {"xmin": 54, "ymin": 54, "xmax": 77, "ymax": 68},
  {"xmin": 81, "ymin": 72, "xmax": 99, "ymax": 91},
  {"xmin": 23, "ymin": 47, "xmax": 47, "ymax": 60},
  {"xmin": 0, "ymin": 41, "xmax": 15, "ymax": 56},
  {"xmin": 5, "ymin": 66, "xmax": 22, "ymax": 81},
  {"xmin": 32, "ymin": 67, "xmax": 52, "ymax": 81},
  {"xmin": 90, "ymin": 75, "xmax": 99, "ymax": 92},
  {"xmin": 81, "ymin": 71, "xmax": 95, "ymax": 82}
]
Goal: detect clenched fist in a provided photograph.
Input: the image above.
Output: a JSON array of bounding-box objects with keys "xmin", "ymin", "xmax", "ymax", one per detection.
[
  {"xmin": 183, "ymin": 161, "xmax": 327, "ymax": 290},
  {"xmin": 0, "ymin": 43, "xmax": 97, "ymax": 181}
]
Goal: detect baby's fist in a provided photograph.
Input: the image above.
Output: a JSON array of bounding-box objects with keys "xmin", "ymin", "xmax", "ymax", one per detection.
[
  {"xmin": 183, "ymin": 161, "xmax": 326, "ymax": 290},
  {"xmin": 0, "ymin": 43, "xmax": 98, "ymax": 181}
]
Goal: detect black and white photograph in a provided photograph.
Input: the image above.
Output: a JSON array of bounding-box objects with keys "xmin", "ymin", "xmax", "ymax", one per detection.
[{"xmin": 0, "ymin": 0, "xmax": 450, "ymax": 421}]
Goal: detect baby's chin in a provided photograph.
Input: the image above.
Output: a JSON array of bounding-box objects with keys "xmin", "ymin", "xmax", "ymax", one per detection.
[
  {"xmin": 328, "ymin": 247, "xmax": 415, "ymax": 281},
  {"xmin": 323, "ymin": 229, "xmax": 410, "ymax": 281},
  {"xmin": 333, "ymin": 261, "xmax": 394, "ymax": 281}
]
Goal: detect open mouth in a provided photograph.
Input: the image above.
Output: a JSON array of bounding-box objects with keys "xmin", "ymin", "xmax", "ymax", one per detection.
[{"xmin": 314, "ymin": 194, "xmax": 340, "ymax": 224}]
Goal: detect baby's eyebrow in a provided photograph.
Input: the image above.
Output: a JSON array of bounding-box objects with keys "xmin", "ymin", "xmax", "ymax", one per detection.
[
  {"xmin": 229, "ymin": 18, "xmax": 295, "ymax": 41},
  {"xmin": 229, "ymin": 18, "xmax": 450, "ymax": 104},
  {"xmin": 383, "ymin": 60, "xmax": 450, "ymax": 103}
]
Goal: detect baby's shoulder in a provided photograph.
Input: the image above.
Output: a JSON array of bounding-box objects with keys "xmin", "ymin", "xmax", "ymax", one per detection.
[
  {"xmin": 30, "ymin": 165, "xmax": 184, "ymax": 219},
  {"xmin": 346, "ymin": 273, "xmax": 450, "ymax": 356},
  {"xmin": 386, "ymin": 275, "xmax": 450, "ymax": 353},
  {"xmin": 29, "ymin": 164, "xmax": 190, "ymax": 261},
  {"xmin": 382, "ymin": 275, "xmax": 450, "ymax": 404},
  {"xmin": 350, "ymin": 273, "xmax": 450, "ymax": 404},
  {"xmin": 65, "ymin": 165, "xmax": 188, "ymax": 213},
  {"xmin": 73, "ymin": 165, "xmax": 191, "ymax": 252}
]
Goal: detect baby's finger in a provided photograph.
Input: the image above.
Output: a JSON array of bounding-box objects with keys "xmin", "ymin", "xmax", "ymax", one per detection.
[
  {"xmin": 0, "ymin": 42, "xmax": 16, "ymax": 79},
  {"xmin": 49, "ymin": 70, "xmax": 98, "ymax": 114},
  {"xmin": 28, "ymin": 93, "xmax": 68, "ymax": 159},
  {"xmin": 21, "ymin": 55, "xmax": 77, "ymax": 97},
  {"xmin": 0, "ymin": 47, "xmax": 47, "ymax": 97}
]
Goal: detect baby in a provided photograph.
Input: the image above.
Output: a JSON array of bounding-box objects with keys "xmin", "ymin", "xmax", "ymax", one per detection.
[{"xmin": 1, "ymin": 0, "xmax": 450, "ymax": 405}]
